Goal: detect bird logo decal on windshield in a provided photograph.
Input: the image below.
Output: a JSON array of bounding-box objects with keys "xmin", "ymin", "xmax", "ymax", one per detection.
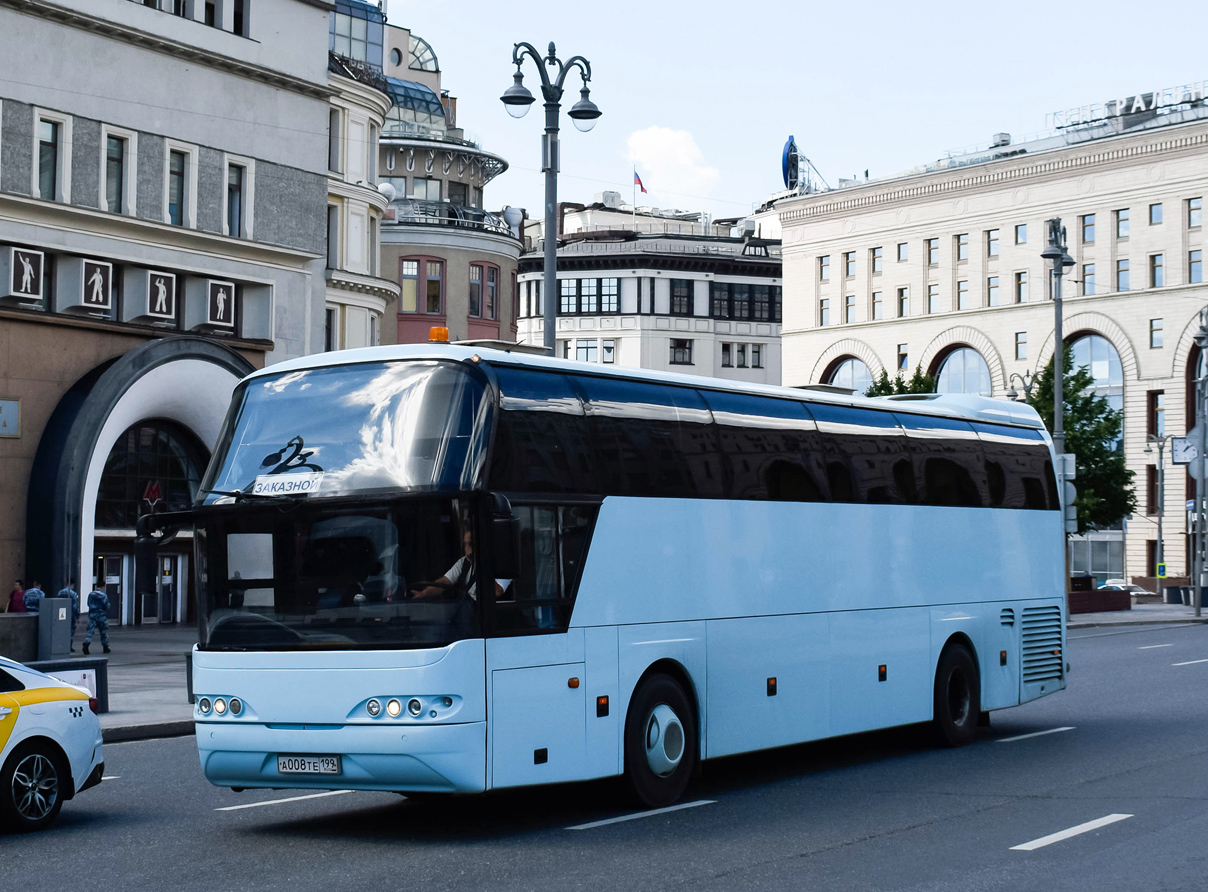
[{"xmin": 260, "ymin": 436, "xmax": 324, "ymax": 474}]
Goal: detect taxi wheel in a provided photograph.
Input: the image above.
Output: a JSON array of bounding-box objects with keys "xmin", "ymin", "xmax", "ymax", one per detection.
[{"xmin": 1, "ymin": 741, "xmax": 66, "ymax": 832}]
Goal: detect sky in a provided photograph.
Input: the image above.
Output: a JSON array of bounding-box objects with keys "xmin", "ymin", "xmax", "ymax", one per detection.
[{"xmin": 390, "ymin": 0, "xmax": 1205, "ymax": 221}]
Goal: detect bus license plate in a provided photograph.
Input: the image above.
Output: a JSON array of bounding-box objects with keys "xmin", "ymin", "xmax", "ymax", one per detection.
[{"xmin": 277, "ymin": 754, "xmax": 341, "ymax": 775}]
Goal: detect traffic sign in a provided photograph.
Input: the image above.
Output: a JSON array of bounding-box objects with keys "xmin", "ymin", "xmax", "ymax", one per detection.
[{"xmin": 1157, "ymin": 562, "xmax": 1168, "ymax": 579}]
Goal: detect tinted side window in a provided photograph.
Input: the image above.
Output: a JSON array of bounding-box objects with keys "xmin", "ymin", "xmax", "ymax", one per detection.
[
  {"xmin": 896, "ymin": 413, "xmax": 987, "ymax": 507},
  {"xmin": 701, "ymin": 390, "xmax": 827, "ymax": 501},
  {"xmin": 489, "ymin": 368, "xmax": 597, "ymax": 494},
  {"xmin": 972, "ymin": 423, "xmax": 1058, "ymax": 510},
  {"xmin": 0, "ymin": 668, "xmax": 24, "ymax": 693},
  {"xmin": 809, "ymin": 403, "xmax": 914, "ymax": 504},
  {"xmin": 495, "ymin": 504, "xmax": 597, "ymax": 634},
  {"xmin": 575, "ymin": 376, "xmax": 724, "ymax": 498}
]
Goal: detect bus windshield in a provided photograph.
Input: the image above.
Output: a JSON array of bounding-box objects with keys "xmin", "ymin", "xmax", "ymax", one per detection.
[
  {"xmin": 196, "ymin": 497, "xmax": 481, "ymax": 650},
  {"xmin": 200, "ymin": 360, "xmax": 492, "ymax": 503}
]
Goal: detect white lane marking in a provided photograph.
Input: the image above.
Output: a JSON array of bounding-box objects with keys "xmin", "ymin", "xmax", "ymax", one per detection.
[
  {"xmin": 566, "ymin": 799, "xmax": 716, "ymax": 830},
  {"xmin": 101, "ymin": 775, "xmax": 120, "ymax": 780},
  {"xmin": 215, "ymin": 790, "xmax": 354, "ymax": 811},
  {"xmin": 996, "ymin": 726, "xmax": 1075, "ymax": 743},
  {"xmin": 1010, "ymin": 814, "xmax": 1133, "ymax": 851},
  {"xmin": 1173, "ymin": 659, "xmax": 1208, "ymax": 666},
  {"xmin": 1138, "ymin": 644, "xmax": 1173, "ymax": 649}
]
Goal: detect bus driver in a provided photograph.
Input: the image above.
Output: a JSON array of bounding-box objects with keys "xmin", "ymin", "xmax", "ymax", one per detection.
[{"xmin": 409, "ymin": 530, "xmax": 509, "ymax": 601}]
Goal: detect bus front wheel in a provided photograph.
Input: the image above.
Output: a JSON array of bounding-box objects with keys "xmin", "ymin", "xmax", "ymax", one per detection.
[
  {"xmin": 933, "ymin": 644, "xmax": 980, "ymax": 747},
  {"xmin": 624, "ymin": 674, "xmax": 697, "ymax": 808}
]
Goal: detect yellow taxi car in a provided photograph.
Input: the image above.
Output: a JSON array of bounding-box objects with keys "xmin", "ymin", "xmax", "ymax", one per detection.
[{"xmin": 0, "ymin": 656, "xmax": 104, "ymax": 832}]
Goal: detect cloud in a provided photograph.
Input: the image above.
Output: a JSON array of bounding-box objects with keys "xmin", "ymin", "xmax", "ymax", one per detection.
[{"xmin": 626, "ymin": 126, "xmax": 720, "ymax": 204}]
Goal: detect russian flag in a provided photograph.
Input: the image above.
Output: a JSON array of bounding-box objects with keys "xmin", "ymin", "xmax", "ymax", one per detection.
[{"xmin": 634, "ymin": 171, "xmax": 647, "ymax": 193}]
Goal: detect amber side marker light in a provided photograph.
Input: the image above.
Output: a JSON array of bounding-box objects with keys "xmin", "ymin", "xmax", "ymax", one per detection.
[
  {"xmin": 568, "ymin": 677, "xmax": 580, "ymax": 689},
  {"xmin": 878, "ymin": 665, "xmax": 887, "ymax": 682},
  {"xmin": 596, "ymin": 696, "xmax": 609, "ymax": 717},
  {"xmin": 1000, "ymin": 650, "xmax": 1008, "ymax": 666},
  {"xmin": 766, "ymin": 677, "xmax": 777, "ymax": 696},
  {"xmin": 428, "ymin": 326, "xmax": 450, "ymax": 343}
]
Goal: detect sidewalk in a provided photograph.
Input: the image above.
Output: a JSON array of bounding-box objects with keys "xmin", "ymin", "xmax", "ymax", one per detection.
[
  {"xmin": 1067, "ymin": 602, "xmax": 1208, "ymax": 628},
  {"xmin": 62, "ymin": 623, "xmax": 198, "ymax": 742}
]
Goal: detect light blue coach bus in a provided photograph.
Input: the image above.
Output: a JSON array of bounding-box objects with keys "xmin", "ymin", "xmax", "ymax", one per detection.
[{"xmin": 183, "ymin": 344, "xmax": 1065, "ymax": 807}]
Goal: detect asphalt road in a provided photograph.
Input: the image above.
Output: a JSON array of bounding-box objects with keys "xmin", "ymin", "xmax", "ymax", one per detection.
[{"xmin": 6, "ymin": 623, "xmax": 1208, "ymax": 891}]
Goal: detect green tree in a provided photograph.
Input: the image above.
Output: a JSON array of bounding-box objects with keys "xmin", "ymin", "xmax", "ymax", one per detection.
[
  {"xmin": 1026, "ymin": 350, "xmax": 1136, "ymax": 533},
  {"xmin": 865, "ymin": 366, "xmax": 937, "ymax": 397}
]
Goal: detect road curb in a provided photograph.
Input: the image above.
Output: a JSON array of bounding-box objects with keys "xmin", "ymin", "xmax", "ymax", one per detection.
[
  {"xmin": 102, "ymin": 720, "xmax": 195, "ymax": 743},
  {"xmin": 1068, "ymin": 618, "xmax": 1208, "ymax": 629}
]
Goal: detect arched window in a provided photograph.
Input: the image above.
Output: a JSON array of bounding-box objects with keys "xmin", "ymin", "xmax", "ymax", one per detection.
[
  {"xmin": 828, "ymin": 357, "xmax": 872, "ymax": 394},
  {"xmin": 937, "ymin": 347, "xmax": 992, "ymax": 395},
  {"xmin": 95, "ymin": 420, "xmax": 208, "ymax": 529},
  {"xmin": 408, "ymin": 34, "xmax": 439, "ymax": 72},
  {"xmin": 1070, "ymin": 333, "xmax": 1123, "ymax": 449}
]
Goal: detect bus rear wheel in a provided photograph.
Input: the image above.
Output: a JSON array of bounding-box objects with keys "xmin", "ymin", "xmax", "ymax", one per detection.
[
  {"xmin": 933, "ymin": 644, "xmax": 980, "ymax": 747},
  {"xmin": 624, "ymin": 674, "xmax": 697, "ymax": 808}
]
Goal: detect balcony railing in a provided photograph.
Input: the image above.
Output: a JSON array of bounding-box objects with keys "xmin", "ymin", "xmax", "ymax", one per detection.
[{"xmin": 384, "ymin": 199, "xmax": 516, "ymax": 238}]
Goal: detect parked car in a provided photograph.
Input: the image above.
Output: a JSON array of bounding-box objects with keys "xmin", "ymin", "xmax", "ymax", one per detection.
[
  {"xmin": 0, "ymin": 656, "xmax": 104, "ymax": 832},
  {"xmin": 1097, "ymin": 582, "xmax": 1157, "ymax": 596}
]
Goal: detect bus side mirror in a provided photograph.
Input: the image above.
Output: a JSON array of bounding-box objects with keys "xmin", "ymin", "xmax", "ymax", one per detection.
[{"xmin": 489, "ymin": 494, "xmax": 522, "ymax": 580}]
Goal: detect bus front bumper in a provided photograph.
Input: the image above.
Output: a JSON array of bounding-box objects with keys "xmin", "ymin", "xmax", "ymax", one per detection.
[{"xmin": 196, "ymin": 720, "xmax": 486, "ymax": 793}]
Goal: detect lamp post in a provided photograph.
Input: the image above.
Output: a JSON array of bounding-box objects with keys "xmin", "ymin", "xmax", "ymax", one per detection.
[
  {"xmin": 1006, "ymin": 370, "xmax": 1037, "ymax": 402},
  {"xmin": 1145, "ymin": 434, "xmax": 1168, "ymax": 581},
  {"xmin": 501, "ymin": 42, "xmax": 601, "ymax": 353},
  {"xmin": 1041, "ymin": 219, "xmax": 1075, "ymax": 589},
  {"xmin": 1193, "ymin": 309, "xmax": 1208, "ymax": 617}
]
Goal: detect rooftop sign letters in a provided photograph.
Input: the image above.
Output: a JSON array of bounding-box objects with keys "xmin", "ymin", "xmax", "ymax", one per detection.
[{"xmin": 1047, "ymin": 81, "xmax": 1207, "ymax": 130}]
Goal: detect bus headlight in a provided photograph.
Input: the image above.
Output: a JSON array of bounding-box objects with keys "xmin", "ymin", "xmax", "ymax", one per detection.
[
  {"xmin": 214, "ymin": 698, "xmax": 227, "ymax": 715},
  {"xmin": 386, "ymin": 699, "xmax": 402, "ymax": 717},
  {"xmin": 408, "ymin": 699, "xmax": 422, "ymax": 716},
  {"xmin": 367, "ymin": 699, "xmax": 382, "ymax": 717},
  {"xmin": 198, "ymin": 698, "xmax": 212, "ymax": 715},
  {"xmin": 229, "ymin": 698, "xmax": 243, "ymax": 716}
]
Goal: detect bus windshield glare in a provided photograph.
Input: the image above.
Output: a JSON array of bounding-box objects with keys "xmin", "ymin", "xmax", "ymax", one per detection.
[{"xmin": 200, "ymin": 360, "xmax": 491, "ymax": 502}]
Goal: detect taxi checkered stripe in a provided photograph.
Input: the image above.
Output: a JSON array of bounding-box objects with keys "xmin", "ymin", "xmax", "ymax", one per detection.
[{"xmin": 69, "ymin": 705, "xmax": 85, "ymax": 718}]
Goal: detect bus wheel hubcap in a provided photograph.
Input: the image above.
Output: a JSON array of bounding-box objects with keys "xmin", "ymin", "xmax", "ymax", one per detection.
[
  {"xmin": 644, "ymin": 704, "xmax": 685, "ymax": 777},
  {"xmin": 12, "ymin": 754, "xmax": 57, "ymax": 821},
  {"xmin": 948, "ymin": 671, "xmax": 970, "ymax": 726}
]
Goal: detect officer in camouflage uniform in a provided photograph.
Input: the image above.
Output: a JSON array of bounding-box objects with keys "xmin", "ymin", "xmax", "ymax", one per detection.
[{"xmin": 82, "ymin": 587, "xmax": 111, "ymax": 654}]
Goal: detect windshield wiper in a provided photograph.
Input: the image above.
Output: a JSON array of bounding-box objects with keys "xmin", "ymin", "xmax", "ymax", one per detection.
[{"xmin": 200, "ymin": 488, "xmax": 289, "ymax": 503}]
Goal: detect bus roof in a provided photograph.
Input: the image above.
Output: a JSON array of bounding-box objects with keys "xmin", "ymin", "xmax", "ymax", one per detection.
[{"xmin": 244, "ymin": 344, "xmax": 1046, "ymax": 431}]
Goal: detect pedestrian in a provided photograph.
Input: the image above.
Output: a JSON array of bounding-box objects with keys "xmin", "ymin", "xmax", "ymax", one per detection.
[
  {"xmin": 23, "ymin": 579, "xmax": 46, "ymax": 614},
  {"xmin": 6, "ymin": 580, "xmax": 24, "ymax": 613},
  {"xmin": 82, "ymin": 587, "xmax": 111, "ymax": 655},
  {"xmin": 59, "ymin": 579, "xmax": 80, "ymax": 652}
]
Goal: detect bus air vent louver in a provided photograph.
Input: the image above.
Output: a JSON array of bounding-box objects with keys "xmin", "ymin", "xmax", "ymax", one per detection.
[
  {"xmin": 1000, "ymin": 608, "xmax": 1015, "ymax": 627},
  {"xmin": 1021, "ymin": 606, "xmax": 1063, "ymax": 683}
]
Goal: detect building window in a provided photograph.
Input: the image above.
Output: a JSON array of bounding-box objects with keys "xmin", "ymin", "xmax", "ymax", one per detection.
[
  {"xmin": 751, "ymin": 345, "xmax": 763, "ymax": 368},
  {"xmin": 560, "ymin": 279, "xmax": 576, "ymax": 314},
  {"xmin": 926, "ymin": 238, "xmax": 939, "ymax": 266},
  {"xmin": 844, "ymin": 293, "xmax": 855, "ymax": 323},
  {"xmin": 897, "ymin": 344, "xmax": 908, "ymax": 372},
  {"xmin": 987, "ymin": 229, "xmax": 1000, "ymax": 257},
  {"xmin": 580, "ymin": 278, "xmax": 598, "ymax": 314},
  {"xmin": 399, "ymin": 258, "xmax": 443, "ymax": 313},
  {"xmin": 1149, "ymin": 391, "xmax": 1165, "ymax": 436},
  {"xmin": 1189, "ymin": 197, "xmax": 1202, "ymax": 228},
  {"xmin": 328, "ymin": 108, "xmax": 341, "ymax": 172},
  {"xmin": 871, "ymin": 246, "xmax": 883, "ymax": 273},
  {"xmin": 1015, "ymin": 270, "xmax": 1028, "ymax": 303},
  {"xmin": 1150, "ymin": 203, "xmax": 1163, "ymax": 225},
  {"xmin": 896, "ymin": 242, "xmax": 908, "ymax": 262},
  {"xmin": 957, "ymin": 279, "xmax": 970, "ymax": 310},
  {"xmin": 1150, "ymin": 318, "xmax": 1163, "ymax": 349},
  {"xmin": 1115, "ymin": 208, "xmax": 1130, "ymax": 239},
  {"xmin": 412, "ymin": 177, "xmax": 442, "ymax": 201},
  {"xmin": 168, "ymin": 149, "xmax": 188, "ymax": 226},
  {"xmin": 753, "ymin": 285, "xmax": 771, "ymax": 321},
  {"xmin": 1015, "ymin": 331, "xmax": 1027, "ymax": 361},
  {"xmin": 600, "ymin": 277, "xmax": 618, "ymax": 313},
  {"xmin": 104, "ymin": 135, "xmax": 125, "ymax": 214},
  {"xmin": 987, "ymin": 276, "xmax": 1000, "ymax": 306},
  {"xmin": 872, "ymin": 291, "xmax": 883, "ymax": 319},
  {"xmin": 469, "ymin": 264, "xmax": 483, "ymax": 316},
  {"xmin": 1082, "ymin": 213, "xmax": 1096, "ymax": 243},
  {"xmin": 669, "ymin": 338, "xmax": 693, "ymax": 365},
  {"xmin": 1117, "ymin": 258, "xmax": 1130, "ymax": 291},
  {"xmin": 559, "ymin": 340, "xmax": 570, "ymax": 359},
  {"xmin": 927, "ymin": 282, "xmax": 939, "ymax": 313},
  {"xmin": 226, "ymin": 163, "xmax": 245, "ymax": 238},
  {"xmin": 1150, "ymin": 254, "xmax": 1164, "ymax": 288},
  {"xmin": 1015, "ymin": 223, "xmax": 1027, "ymax": 245},
  {"xmin": 326, "ymin": 205, "xmax": 340, "ymax": 268},
  {"xmin": 772, "ymin": 286, "xmax": 782, "ymax": 323},
  {"xmin": 1083, "ymin": 263, "xmax": 1095, "ymax": 295},
  {"xmin": 37, "ymin": 118, "xmax": 62, "ymax": 202},
  {"xmin": 721, "ymin": 343, "xmax": 732, "ymax": 367},
  {"xmin": 896, "ymin": 287, "xmax": 908, "ymax": 317},
  {"xmin": 1147, "ymin": 465, "xmax": 1159, "ymax": 515},
  {"xmin": 843, "ymin": 251, "xmax": 856, "ymax": 277},
  {"xmin": 818, "ymin": 298, "xmax": 830, "ymax": 326},
  {"xmin": 731, "ymin": 344, "xmax": 744, "ymax": 368},
  {"xmin": 670, "ymin": 279, "xmax": 692, "ymax": 316},
  {"xmin": 602, "ymin": 339, "xmax": 615, "ymax": 363},
  {"xmin": 818, "ymin": 255, "xmax": 830, "ymax": 280},
  {"xmin": 956, "ymin": 233, "xmax": 969, "ymax": 261},
  {"xmin": 325, "ymin": 306, "xmax": 338, "ymax": 351},
  {"xmin": 576, "ymin": 339, "xmax": 597, "ymax": 363},
  {"xmin": 732, "ymin": 283, "xmax": 750, "ymax": 319},
  {"xmin": 1190, "ymin": 250, "xmax": 1203, "ymax": 284},
  {"xmin": 711, "ymin": 281, "xmax": 730, "ymax": 318}
]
